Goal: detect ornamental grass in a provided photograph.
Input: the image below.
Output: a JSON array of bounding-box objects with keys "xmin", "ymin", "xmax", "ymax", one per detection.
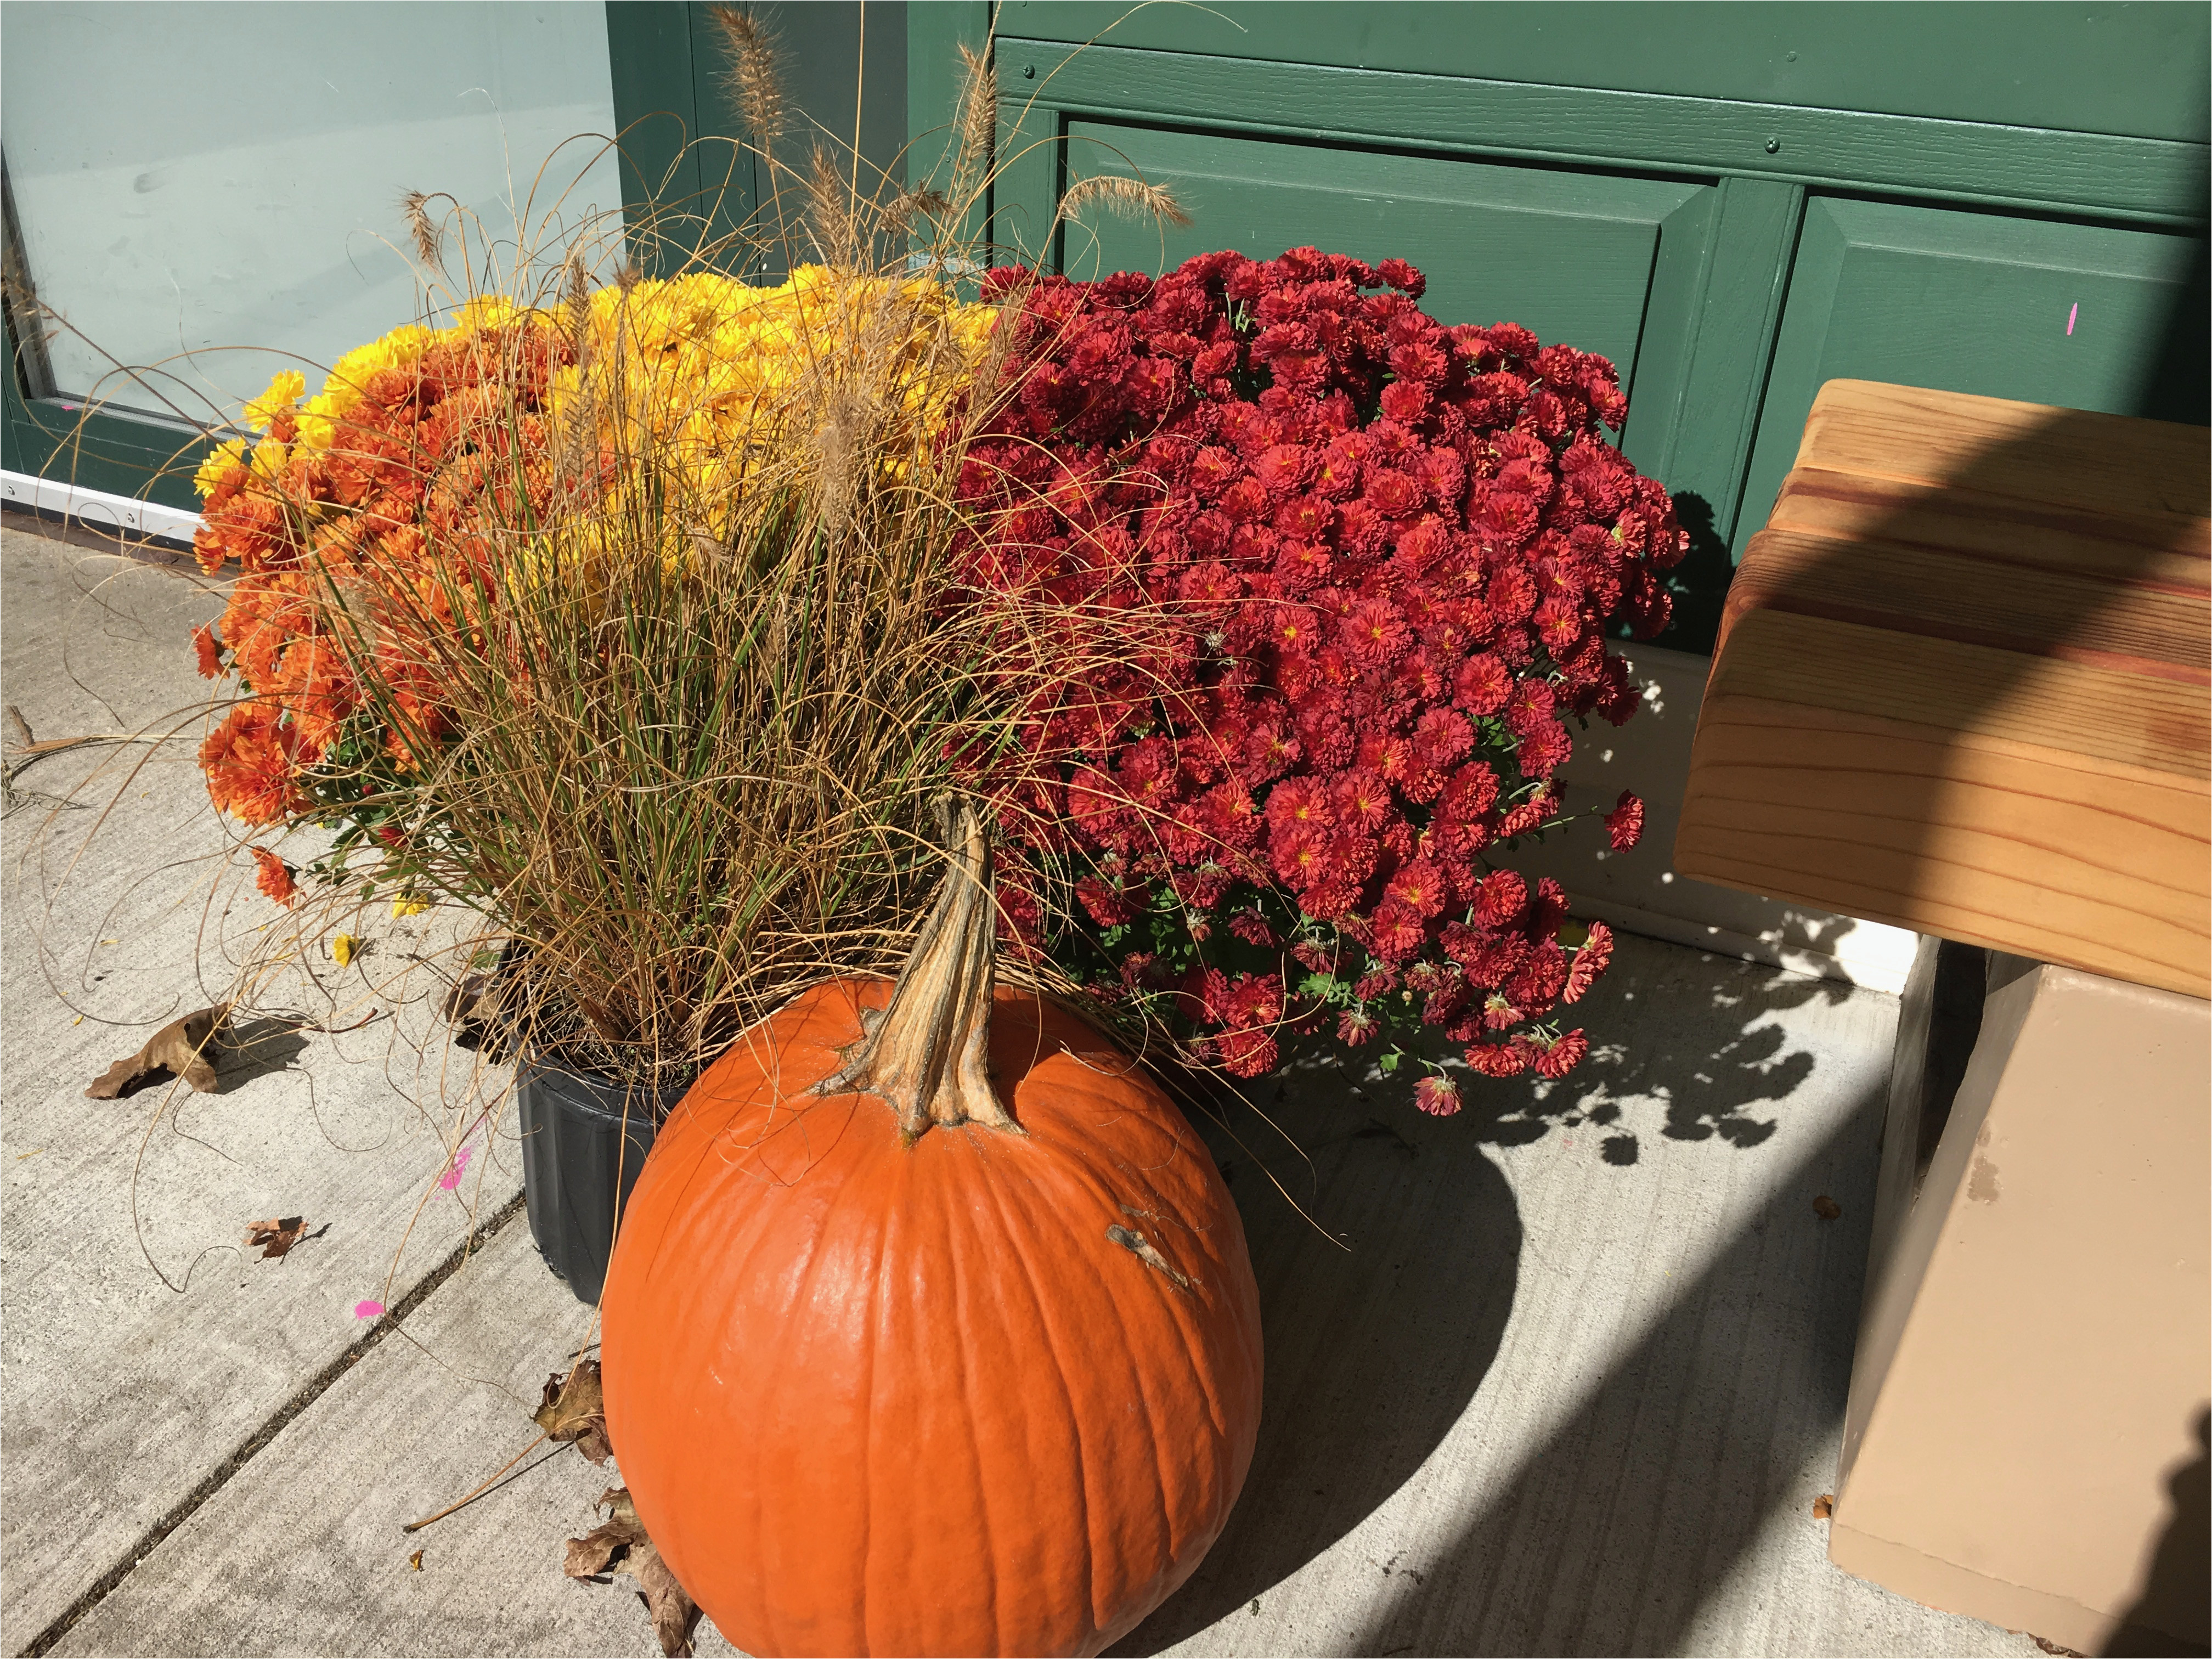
[{"xmin": 178, "ymin": 23, "xmax": 1131, "ymax": 1087}]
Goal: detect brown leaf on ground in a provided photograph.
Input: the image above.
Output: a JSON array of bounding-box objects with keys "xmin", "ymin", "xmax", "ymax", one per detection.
[
  {"xmin": 441, "ymin": 972, "xmax": 514, "ymax": 1060},
  {"xmin": 408, "ymin": 1549, "xmax": 424, "ymax": 1572},
  {"xmin": 1812, "ymin": 1493, "xmax": 1835, "ymax": 1519},
  {"xmin": 86, "ymin": 1006, "xmax": 229, "ymax": 1098},
  {"xmin": 534, "ymin": 1359, "xmax": 613, "ymax": 1464},
  {"xmin": 565, "ymin": 1486, "xmax": 702, "ymax": 1657},
  {"xmin": 244, "ymin": 1216, "xmax": 309, "ymax": 1259},
  {"xmin": 2030, "ymin": 1638, "xmax": 2086, "ymax": 1657},
  {"xmin": 1812, "ymin": 1194, "xmax": 1843, "ymax": 1221}
]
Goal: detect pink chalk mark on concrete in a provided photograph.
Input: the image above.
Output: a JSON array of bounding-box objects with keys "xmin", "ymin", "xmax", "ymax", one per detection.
[
  {"xmin": 437, "ymin": 1146, "xmax": 474, "ymax": 1191},
  {"xmin": 354, "ymin": 1299, "xmax": 386, "ymax": 1319},
  {"xmin": 2067, "ymin": 302, "xmax": 2079, "ymax": 336}
]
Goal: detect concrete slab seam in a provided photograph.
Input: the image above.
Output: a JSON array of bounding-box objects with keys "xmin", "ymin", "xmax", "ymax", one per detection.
[{"xmin": 13, "ymin": 1190, "xmax": 528, "ymax": 1659}]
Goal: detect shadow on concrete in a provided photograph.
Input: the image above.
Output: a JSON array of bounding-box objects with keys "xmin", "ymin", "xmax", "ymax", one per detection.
[
  {"xmin": 2104, "ymin": 1407, "xmax": 2211, "ymax": 1658},
  {"xmin": 1338, "ymin": 1098, "xmax": 1873, "ymax": 1656},
  {"xmin": 1116, "ymin": 936, "xmax": 1850, "ymax": 1656},
  {"xmin": 217, "ymin": 1017, "xmax": 311, "ymax": 1091},
  {"xmin": 1110, "ymin": 1079, "xmax": 1523, "ymax": 1655},
  {"xmin": 1451, "ymin": 945, "xmax": 1850, "ymax": 1162}
]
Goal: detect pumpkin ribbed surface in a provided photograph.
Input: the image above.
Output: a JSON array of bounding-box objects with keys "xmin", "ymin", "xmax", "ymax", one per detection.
[{"xmin": 600, "ymin": 978, "xmax": 1263, "ymax": 1658}]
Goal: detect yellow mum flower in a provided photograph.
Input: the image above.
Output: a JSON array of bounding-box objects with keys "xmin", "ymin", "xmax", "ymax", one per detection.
[
  {"xmin": 241, "ymin": 370, "xmax": 306, "ymax": 433},
  {"xmin": 332, "ymin": 933, "xmax": 360, "ymax": 967},
  {"xmin": 193, "ymin": 437, "xmax": 249, "ymax": 498}
]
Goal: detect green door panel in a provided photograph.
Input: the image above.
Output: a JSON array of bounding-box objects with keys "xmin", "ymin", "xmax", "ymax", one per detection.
[
  {"xmin": 1739, "ymin": 199, "xmax": 2210, "ymax": 549},
  {"xmin": 997, "ymin": 2, "xmax": 2212, "ymax": 144},
  {"xmin": 1039, "ymin": 121, "xmax": 1713, "ymax": 451}
]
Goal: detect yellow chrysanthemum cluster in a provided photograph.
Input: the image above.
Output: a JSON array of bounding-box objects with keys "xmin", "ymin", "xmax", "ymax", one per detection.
[
  {"xmin": 195, "ymin": 273, "xmax": 994, "ymax": 517},
  {"xmin": 544, "ymin": 265, "xmax": 997, "ymax": 508}
]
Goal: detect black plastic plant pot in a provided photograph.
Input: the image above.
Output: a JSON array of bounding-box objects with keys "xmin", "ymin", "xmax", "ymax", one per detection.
[{"xmin": 517, "ymin": 1055, "xmax": 693, "ymax": 1306}]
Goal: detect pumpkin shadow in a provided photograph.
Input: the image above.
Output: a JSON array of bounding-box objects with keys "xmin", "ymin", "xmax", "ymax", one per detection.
[{"xmin": 1110, "ymin": 1063, "xmax": 1522, "ymax": 1655}]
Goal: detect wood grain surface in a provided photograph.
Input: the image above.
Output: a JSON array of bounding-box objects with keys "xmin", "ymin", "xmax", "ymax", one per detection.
[{"xmin": 1680, "ymin": 380, "xmax": 2212, "ymax": 998}]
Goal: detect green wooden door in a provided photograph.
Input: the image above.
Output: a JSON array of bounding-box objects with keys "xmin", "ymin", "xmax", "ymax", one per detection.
[{"xmin": 1739, "ymin": 199, "xmax": 2210, "ymax": 542}]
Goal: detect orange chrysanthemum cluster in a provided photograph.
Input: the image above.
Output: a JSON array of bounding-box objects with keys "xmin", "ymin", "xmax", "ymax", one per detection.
[{"xmin": 193, "ymin": 317, "xmax": 576, "ymax": 825}]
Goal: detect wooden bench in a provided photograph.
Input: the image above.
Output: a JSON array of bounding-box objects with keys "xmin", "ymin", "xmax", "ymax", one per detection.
[
  {"xmin": 1679, "ymin": 379, "xmax": 2208, "ymax": 997},
  {"xmin": 1677, "ymin": 380, "xmax": 2210, "ymax": 1655}
]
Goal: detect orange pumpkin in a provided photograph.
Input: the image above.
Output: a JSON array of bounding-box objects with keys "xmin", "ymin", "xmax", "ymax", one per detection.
[{"xmin": 600, "ymin": 815, "xmax": 1264, "ymax": 1657}]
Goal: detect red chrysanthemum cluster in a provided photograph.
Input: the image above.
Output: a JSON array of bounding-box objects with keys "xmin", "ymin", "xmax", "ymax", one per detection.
[{"xmin": 955, "ymin": 246, "xmax": 1683, "ymax": 1091}]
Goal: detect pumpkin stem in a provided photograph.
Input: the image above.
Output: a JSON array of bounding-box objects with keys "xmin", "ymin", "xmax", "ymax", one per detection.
[{"xmin": 813, "ymin": 805, "xmax": 1019, "ymax": 1141}]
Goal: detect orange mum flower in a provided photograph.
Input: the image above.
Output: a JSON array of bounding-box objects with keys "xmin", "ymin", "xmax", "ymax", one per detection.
[
  {"xmin": 191, "ymin": 624, "xmax": 224, "ymax": 679},
  {"xmin": 250, "ymin": 846, "xmax": 300, "ymax": 907},
  {"xmin": 272, "ymin": 635, "xmax": 358, "ymax": 761},
  {"xmin": 199, "ymin": 703, "xmax": 306, "ymax": 825}
]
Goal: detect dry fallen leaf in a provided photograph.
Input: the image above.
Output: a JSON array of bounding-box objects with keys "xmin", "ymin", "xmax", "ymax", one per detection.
[
  {"xmin": 534, "ymin": 1360, "xmax": 613, "ymax": 1465},
  {"xmin": 244, "ymin": 1217, "xmax": 309, "ymax": 1260},
  {"xmin": 86, "ymin": 1006, "xmax": 228, "ymax": 1099},
  {"xmin": 565, "ymin": 1486, "xmax": 702, "ymax": 1658},
  {"xmin": 408, "ymin": 1549, "xmax": 424, "ymax": 1572},
  {"xmin": 1812, "ymin": 1493, "xmax": 1835, "ymax": 1519},
  {"xmin": 442, "ymin": 972, "xmax": 514, "ymax": 1060},
  {"xmin": 1812, "ymin": 1195, "xmax": 1842, "ymax": 1221}
]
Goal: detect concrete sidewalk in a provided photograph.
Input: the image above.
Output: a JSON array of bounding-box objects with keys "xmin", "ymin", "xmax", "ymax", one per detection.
[{"xmin": 1, "ymin": 523, "xmax": 2046, "ymax": 1657}]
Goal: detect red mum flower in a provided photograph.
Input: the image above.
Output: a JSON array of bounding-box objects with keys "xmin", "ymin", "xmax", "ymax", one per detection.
[
  {"xmin": 1461, "ymin": 932, "xmax": 1529, "ymax": 990},
  {"xmin": 1442, "ymin": 761, "xmax": 1500, "ymax": 819},
  {"xmin": 1269, "ymin": 606, "xmax": 1321, "ymax": 656},
  {"xmin": 1564, "ymin": 918, "xmax": 1614, "ymax": 1002},
  {"xmin": 1376, "ymin": 257, "xmax": 1426, "ymax": 298},
  {"xmin": 1502, "ymin": 678, "xmax": 1555, "ymax": 736},
  {"xmin": 1477, "ymin": 870, "xmax": 1528, "ymax": 929},
  {"xmin": 1369, "ymin": 903, "xmax": 1427, "ymax": 963},
  {"xmin": 1515, "ymin": 721, "xmax": 1573, "ymax": 778},
  {"xmin": 1252, "ymin": 444, "xmax": 1316, "ymax": 496},
  {"xmin": 1507, "ymin": 941, "xmax": 1569, "ymax": 1011},
  {"xmin": 1412, "ymin": 1074, "xmax": 1463, "ymax": 1117},
  {"xmin": 1464, "ymin": 1039, "xmax": 1528, "ymax": 1078},
  {"xmin": 1076, "ymin": 874, "xmax": 1139, "ymax": 927},
  {"xmin": 1379, "ymin": 380, "xmax": 1431, "ymax": 424},
  {"xmin": 1216, "ymin": 1026, "xmax": 1280, "ymax": 1077},
  {"xmin": 1384, "ymin": 859, "xmax": 1447, "ymax": 920},
  {"xmin": 1263, "ymin": 773, "xmax": 1333, "ymax": 839},
  {"xmin": 1336, "ymin": 1007, "xmax": 1379, "ymax": 1047},
  {"xmin": 1534, "ymin": 596, "xmax": 1584, "ymax": 656},
  {"xmin": 1227, "ymin": 907, "xmax": 1278, "ymax": 947},
  {"xmin": 1364, "ymin": 469, "xmax": 1422, "ymax": 519},
  {"xmin": 1605, "ymin": 790, "xmax": 1645, "ymax": 853},
  {"xmin": 1342, "ymin": 598, "xmax": 1409, "ymax": 667},
  {"xmin": 1453, "ymin": 653, "xmax": 1511, "ymax": 715},
  {"xmin": 1499, "ymin": 788, "xmax": 1558, "ymax": 838},
  {"xmin": 1412, "ymin": 707, "xmax": 1473, "ymax": 769},
  {"xmin": 1331, "ymin": 769, "xmax": 1392, "ymax": 832},
  {"xmin": 250, "ymin": 846, "xmax": 299, "ymax": 907},
  {"xmin": 1530, "ymin": 1028, "xmax": 1589, "ymax": 1079},
  {"xmin": 1482, "ymin": 991, "xmax": 1520, "ymax": 1031}
]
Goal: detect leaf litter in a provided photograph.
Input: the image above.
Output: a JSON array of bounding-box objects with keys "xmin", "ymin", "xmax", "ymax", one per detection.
[
  {"xmin": 84, "ymin": 1006, "xmax": 229, "ymax": 1098},
  {"xmin": 566, "ymin": 1486, "xmax": 702, "ymax": 1657},
  {"xmin": 243, "ymin": 1217, "xmax": 309, "ymax": 1259}
]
